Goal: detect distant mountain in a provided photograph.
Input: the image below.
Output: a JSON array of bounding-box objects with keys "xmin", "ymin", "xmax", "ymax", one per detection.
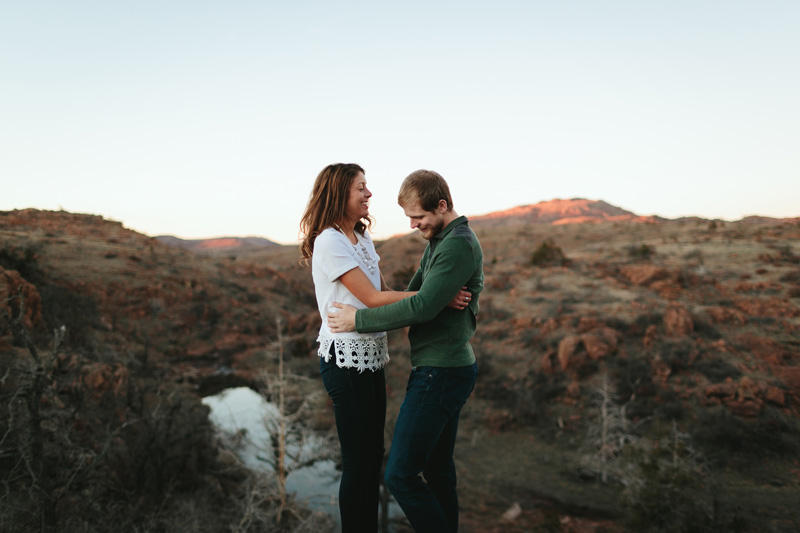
[
  {"xmin": 156, "ymin": 235, "xmax": 279, "ymax": 255},
  {"xmin": 469, "ymin": 198, "xmax": 665, "ymax": 227},
  {"xmin": 738, "ymin": 215, "xmax": 800, "ymax": 225}
]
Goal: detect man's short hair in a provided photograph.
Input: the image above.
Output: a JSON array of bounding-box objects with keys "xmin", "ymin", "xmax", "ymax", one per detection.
[{"xmin": 397, "ymin": 170, "xmax": 453, "ymax": 212}]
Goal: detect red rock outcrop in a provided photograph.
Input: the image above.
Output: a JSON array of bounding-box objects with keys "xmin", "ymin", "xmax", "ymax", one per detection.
[
  {"xmin": 82, "ymin": 363, "xmax": 130, "ymax": 400},
  {"xmin": 620, "ymin": 264, "xmax": 670, "ymax": 287},
  {"xmin": 737, "ymin": 334, "xmax": 795, "ymax": 365},
  {"xmin": 558, "ymin": 335, "xmax": 583, "ymax": 371},
  {"xmin": 704, "ymin": 376, "xmax": 791, "ymax": 417},
  {"xmin": 581, "ymin": 327, "xmax": 619, "ymax": 360},
  {"xmin": 734, "ymin": 297, "xmax": 800, "ymax": 318},
  {"xmin": 643, "ymin": 324, "xmax": 658, "ymax": 350},
  {"xmin": 664, "ymin": 304, "xmax": 693, "ymax": 336},
  {"xmin": 773, "ymin": 366, "xmax": 800, "ymax": 396},
  {"xmin": 705, "ymin": 306, "xmax": 748, "ymax": 325},
  {"xmin": 0, "ymin": 267, "xmax": 42, "ymax": 331}
]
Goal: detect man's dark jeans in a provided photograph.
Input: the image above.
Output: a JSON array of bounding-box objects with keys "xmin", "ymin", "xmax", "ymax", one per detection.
[
  {"xmin": 385, "ymin": 362, "xmax": 478, "ymax": 533},
  {"xmin": 320, "ymin": 356, "xmax": 386, "ymax": 532}
]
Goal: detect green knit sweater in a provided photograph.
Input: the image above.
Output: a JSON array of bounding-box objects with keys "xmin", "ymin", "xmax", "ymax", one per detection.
[{"xmin": 355, "ymin": 216, "xmax": 484, "ymax": 368}]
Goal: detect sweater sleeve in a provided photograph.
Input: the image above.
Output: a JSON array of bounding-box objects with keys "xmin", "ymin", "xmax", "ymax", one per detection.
[{"xmin": 355, "ymin": 236, "xmax": 477, "ymax": 333}]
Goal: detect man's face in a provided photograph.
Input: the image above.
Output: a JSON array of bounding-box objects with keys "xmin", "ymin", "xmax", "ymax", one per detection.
[{"xmin": 402, "ymin": 200, "xmax": 446, "ymax": 240}]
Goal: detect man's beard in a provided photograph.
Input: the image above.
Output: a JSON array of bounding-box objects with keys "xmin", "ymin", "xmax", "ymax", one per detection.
[{"xmin": 421, "ymin": 219, "xmax": 445, "ymax": 240}]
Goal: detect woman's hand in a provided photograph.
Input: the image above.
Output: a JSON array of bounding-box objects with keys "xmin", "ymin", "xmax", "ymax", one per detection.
[
  {"xmin": 327, "ymin": 302, "xmax": 358, "ymax": 332},
  {"xmin": 447, "ymin": 286, "xmax": 472, "ymax": 311}
]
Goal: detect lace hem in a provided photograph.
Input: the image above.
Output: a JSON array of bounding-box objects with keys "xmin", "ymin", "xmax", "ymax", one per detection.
[{"xmin": 318, "ymin": 335, "xmax": 390, "ymax": 372}]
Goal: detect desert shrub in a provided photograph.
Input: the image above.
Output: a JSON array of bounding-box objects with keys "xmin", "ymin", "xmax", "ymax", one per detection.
[
  {"xmin": 38, "ymin": 284, "xmax": 100, "ymax": 347},
  {"xmin": 534, "ymin": 507, "xmax": 563, "ymax": 532},
  {"xmin": 661, "ymin": 341, "xmax": 695, "ymax": 373},
  {"xmin": 616, "ymin": 420, "xmax": 752, "ymax": 533},
  {"xmin": 531, "ymin": 239, "xmax": 567, "ymax": 267},
  {"xmin": 622, "ymin": 447, "xmax": 749, "ymax": 533},
  {"xmin": 691, "ymin": 315, "xmax": 721, "ymax": 339},
  {"xmin": 629, "ymin": 313, "xmax": 662, "ymax": 336},
  {"xmin": 683, "ymin": 248, "xmax": 704, "ymax": 263},
  {"xmin": 477, "ymin": 369, "xmax": 566, "ymax": 428},
  {"xmin": 695, "ymin": 357, "xmax": 742, "ymax": 383},
  {"xmin": 776, "ymin": 245, "xmax": 799, "ymax": 264},
  {"xmin": 604, "ymin": 316, "xmax": 630, "ymax": 331},
  {"xmin": 0, "ymin": 243, "xmax": 45, "ymax": 284},
  {"xmin": 0, "ymin": 308, "xmax": 275, "ymax": 533},
  {"xmin": 626, "ymin": 244, "xmax": 655, "ymax": 261},
  {"xmin": 651, "ymin": 389, "xmax": 686, "ymax": 422},
  {"xmin": 609, "ymin": 357, "xmax": 656, "ymax": 421},
  {"xmin": 579, "ymin": 373, "xmax": 636, "ymax": 484},
  {"xmin": 779, "ymin": 270, "xmax": 800, "ymax": 283},
  {"xmin": 692, "ymin": 407, "xmax": 800, "ymax": 462}
]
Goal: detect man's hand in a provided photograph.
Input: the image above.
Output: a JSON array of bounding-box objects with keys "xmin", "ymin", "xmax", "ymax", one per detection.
[
  {"xmin": 327, "ymin": 302, "xmax": 357, "ymax": 332},
  {"xmin": 447, "ymin": 286, "xmax": 472, "ymax": 311}
]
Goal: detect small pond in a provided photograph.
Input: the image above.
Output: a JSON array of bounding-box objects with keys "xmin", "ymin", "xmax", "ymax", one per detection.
[{"xmin": 203, "ymin": 386, "xmax": 402, "ymax": 532}]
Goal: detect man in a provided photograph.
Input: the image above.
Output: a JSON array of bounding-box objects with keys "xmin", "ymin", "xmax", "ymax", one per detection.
[{"xmin": 328, "ymin": 169, "xmax": 484, "ymax": 533}]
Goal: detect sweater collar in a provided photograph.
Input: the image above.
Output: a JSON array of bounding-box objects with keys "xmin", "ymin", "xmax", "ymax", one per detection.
[{"xmin": 431, "ymin": 215, "xmax": 469, "ymax": 241}]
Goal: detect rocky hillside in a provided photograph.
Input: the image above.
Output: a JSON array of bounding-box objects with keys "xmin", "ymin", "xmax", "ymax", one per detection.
[
  {"xmin": 247, "ymin": 210, "xmax": 800, "ymax": 531},
  {"xmin": 0, "ymin": 209, "xmax": 325, "ymax": 532},
  {"xmin": 2, "ymin": 207, "xmax": 800, "ymax": 532}
]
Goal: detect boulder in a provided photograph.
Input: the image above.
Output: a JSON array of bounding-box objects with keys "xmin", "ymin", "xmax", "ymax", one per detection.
[
  {"xmin": 664, "ymin": 304, "xmax": 694, "ymax": 336},
  {"xmin": 558, "ymin": 335, "xmax": 582, "ymax": 371},
  {"xmin": 643, "ymin": 324, "xmax": 658, "ymax": 350},
  {"xmin": 765, "ymin": 386, "xmax": 786, "ymax": 407},
  {"xmin": 773, "ymin": 366, "xmax": 800, "ymax": 394},
  {"xmin": 725, "ymin": 398, "xmax": 762, "ymax": 418},
  {"xmin": 581, "ymin": 327, "xmax": 618, "ymax": 360},
  {"xmin": 0, "ymin": 267, "xmax": 42, "ymax": 331},
  {"xmin": 651, "ymin": 354, "xmax": 671, "ymax": 383},
  {"xmin": 620, "ymin": 264, "xmax": 670, "ymax": 286},
  {"xmin": 705, "ymin": 306, "xmax": 748, "ymax": 325},
  {"xmin": 705, "ymin": 379, "xmax": 736, "ymax": 399}
]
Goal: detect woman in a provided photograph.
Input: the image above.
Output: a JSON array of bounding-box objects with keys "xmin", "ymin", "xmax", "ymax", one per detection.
[{"xmin": 299, "ymin": 163, "xmax": 465, "ymax": 532}]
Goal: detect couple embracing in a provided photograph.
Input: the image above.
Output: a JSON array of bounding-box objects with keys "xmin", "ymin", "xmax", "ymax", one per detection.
[{"xmin": 299, "ymin": 164, "xmax": 484, "ymax": 533}]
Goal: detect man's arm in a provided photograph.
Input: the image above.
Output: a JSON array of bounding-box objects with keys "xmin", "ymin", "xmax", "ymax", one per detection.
[{"xmin": 354, "ymin": 238, "xmax": 478, "ymax": 333}]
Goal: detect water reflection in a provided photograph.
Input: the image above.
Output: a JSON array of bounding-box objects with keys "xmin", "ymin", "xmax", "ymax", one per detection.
[
  {"xmin": 202, "ymin": 387, "xmax": 340, "ymax": 518},
  {"xmin": 204, "ymin": 386, "xmax": 405, "ymax": 532}
]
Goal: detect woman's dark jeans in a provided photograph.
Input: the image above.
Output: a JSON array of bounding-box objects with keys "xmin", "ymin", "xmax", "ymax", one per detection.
[
  {"xmin": 320, "ymin": 356, "xmax": 386, "ymax": 532},
  {"xmin": 384, "ymin": 362, "xmax": 478, "ymax": 533}
]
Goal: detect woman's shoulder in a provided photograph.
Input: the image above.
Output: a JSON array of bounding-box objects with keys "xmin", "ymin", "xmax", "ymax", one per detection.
[
  {"xmin": 313, "ymin": 227, "xmax": 349, "ymax": 255},
  {"xmin": 315, "ymin": 227, "xmax": 343, "ymax": 244}
]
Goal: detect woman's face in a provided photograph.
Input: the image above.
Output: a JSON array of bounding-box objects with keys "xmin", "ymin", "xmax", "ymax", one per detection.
[{"xmin": 344, "ymin": 172, "xmax": 371, "ymax": 224}]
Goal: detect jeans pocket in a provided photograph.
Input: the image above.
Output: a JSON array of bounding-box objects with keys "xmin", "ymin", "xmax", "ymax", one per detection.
[{"xmin": 441, "ymin": 364, "xmax": 478, "ymax": 410}]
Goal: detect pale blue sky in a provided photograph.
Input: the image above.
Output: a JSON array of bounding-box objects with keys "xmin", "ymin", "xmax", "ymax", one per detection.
[{"xmin": 2, "ymin": 1, "xmax": 798, "ymax": 243}]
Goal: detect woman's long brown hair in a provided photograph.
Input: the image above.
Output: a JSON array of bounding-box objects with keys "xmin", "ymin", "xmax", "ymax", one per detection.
[{"xmin": 299, "ymin": 163, "xmax": 372, "ymax": 263}]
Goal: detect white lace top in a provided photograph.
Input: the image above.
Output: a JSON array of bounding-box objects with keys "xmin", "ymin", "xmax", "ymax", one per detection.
[{"xmin": 312, "ymin": 227, "xmax": 389, "ymax": 372}]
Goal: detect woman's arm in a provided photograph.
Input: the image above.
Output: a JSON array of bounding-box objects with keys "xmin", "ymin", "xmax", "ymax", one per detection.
[
  {"xmin": 338, "ymin": 267, "xmax": 472, "ymax": 310},
  {"xmin": 339, "ymin": 267, "xmax": 416, "ymax": 307}
]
